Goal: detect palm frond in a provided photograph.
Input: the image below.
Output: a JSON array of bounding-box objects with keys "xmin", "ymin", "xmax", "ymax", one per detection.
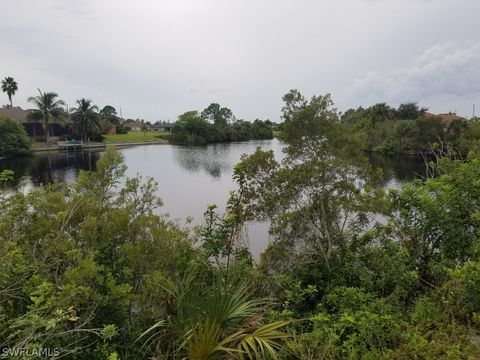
[
  {"xmin": 185, "ymin": 318, "xmax": 242, "ymax": 360},
  {"xmin": 205, "ymin": 282, "xmax": 266, "ymax": 329},
  {"xmin": 236, "ymin": 321, "xmax": 292, "ymax": 360},
  {"xmin": 142, "ymin": 277, "xmax": 291, "ymax": 359}
]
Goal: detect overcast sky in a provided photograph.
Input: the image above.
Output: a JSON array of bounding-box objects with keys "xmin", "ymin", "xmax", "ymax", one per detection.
[{"xmin": 1, "ymin": 0, "xmax": 479, "ymax": 121}]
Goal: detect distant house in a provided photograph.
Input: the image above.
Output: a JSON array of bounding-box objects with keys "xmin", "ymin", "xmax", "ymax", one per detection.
[
  {"xmin": 106, "ymin": 126, "xmax": 117, "ymax": 135},
  {"xmin": 153, "ymin": 121, "xmax": 173, "ymax": 132},
  {"xmin": 0, "ymin": 106, "xmax": 69, "ymax": 139},
  {"xmin": 123, "ymin": 119, "xmax": 151, "ymax": 132}
]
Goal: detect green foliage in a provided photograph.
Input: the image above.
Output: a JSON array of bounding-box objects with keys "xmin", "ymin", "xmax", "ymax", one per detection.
[
  {"xmin": 0, "ymin": 114, "xmax": 31, "ymax": 158},
  {"xmin": 338, "ymin": 101, "xmax": 480, "ymax": 157},
  {"xmin": 396, "ymin": 102, "xmax": 427, "ymax": 120},
  {"xmin": 71, "ymin": 98, "xmax": 101, "ymax": 141},
  {"xmin": 279, "ymin": 89, "xmax": 338, "ymax": 146},
  {"xmin": 99, "ymin": 105, "xmax": 120, "ymax": 126},
  {"xmin": 171, "ymin": 104, "xmax": 273, "ymax": 145},
  {"xmin": 140, "ymin": 276, "xmax": 290, "ymax": 359},
  {"xmin": 201, "ymin": 102, "xmax": 234, "ymax": 126},
  {"xmin": 171, "ymin": 110, "xmax": 216, "ymax": 144},
  {"xmin": 0, "ymin": 147, "xmax": 209, "ymax": 358},
  {"xmin": 289, "ymin": 294, "xmax": 403, "ymax": 359},
  {"xmin": 27, "ymin": 89, "xmax": 66, "ymax": 143},
  {"xmin": 239, "ymin": 91, "xmax": 480, "ymax": 358},
  {"xmin": 116, "ymin": 123, "xmax": 128, "ymax": 134},
  {"xmin": 3, "ymin": 89, "xmax": 480, "ymax": 358}
]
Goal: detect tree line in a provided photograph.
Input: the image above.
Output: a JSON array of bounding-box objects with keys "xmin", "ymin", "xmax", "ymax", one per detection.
[
  {"xmin": 170, "ymin": 103, "xmax": 274, "ymax": 145},
  {"xmin": 338, "ymin": 101, "xmax": 480, "ymax": 156}
]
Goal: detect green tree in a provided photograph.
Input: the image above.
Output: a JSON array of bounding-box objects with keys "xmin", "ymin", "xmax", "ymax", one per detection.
[
  {"xmin": 415, "ymin": 117, "xmax": 444, "ymax": 151},
  {"xmin": 71, "ymin": 99, "xmax": 101, "ymax": 142},
  {"xmin": 99, "ymin": 105, "xmax": 120, "ymax": 125},
  {"xmin": 27, "ymin": 89, "xmax": 65, "ymax": 143},
  {"xmin": 396, "ymin": 102, "xmax": 427, "ymax": 120},
  {"xmin": 0, "ymin": 114, "xmax": 31, "ymax": 158},
  {"xmin": 367, "ymin": 103, "xmax": 394, "ymax": 124},
  {"xmin": 279, "ymin": 89, "xmax": 338, "ymax": 149},
  {"xmin": 1, "ymin": 76, "xmax": 18, "ymax": 107},
  {"xmin": 201, "ymin": 103, "xmax": 234, "ymax": 126},
  {"xmin": 171, "ymin": 110, "xmax": 215, "ymax": 144},
  {"xmin": 0, "ymin": 147, "xmax": 207, "ymax": 358},
  {"xmin": 389, "ymin": 154, "xmax": 480, "ymax": 287}
]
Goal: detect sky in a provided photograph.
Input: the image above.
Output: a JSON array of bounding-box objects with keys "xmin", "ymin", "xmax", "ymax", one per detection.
[{"xmin": 1, "ymin": 0, "xmax": 479, "ymax": 122}]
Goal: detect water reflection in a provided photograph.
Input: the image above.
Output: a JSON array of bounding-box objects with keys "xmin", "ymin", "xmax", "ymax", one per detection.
[
  {"xmin": 0, "ymin": 151, "xmax": 101, "ymax": 186},
  {"xmin": 0, "ymin": 140, "xmax": 429, "ymax": 258},
  {"xmin": 173, "ymin": 145, "xmax": 232, "ymax": 179},
  {"xmin": 367, "ymin": 152, "xmax": 427, "ymax": 188},
  {"xmin": 172, "ymin": 140, "xmax": 281, "ymax": 179},
  {"xmin": 0, "ymin": 141, "xmax": 427, "ymax": 188}
]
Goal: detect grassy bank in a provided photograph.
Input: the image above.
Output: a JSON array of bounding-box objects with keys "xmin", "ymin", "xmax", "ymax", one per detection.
[{"xmin": 103, "ymin": 131, "xmax": 170, "ymax": 143}]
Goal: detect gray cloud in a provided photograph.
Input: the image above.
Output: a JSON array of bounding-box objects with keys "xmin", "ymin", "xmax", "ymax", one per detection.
[
  {"xmin": 1, "ymin": 0, "xmax": 480, "ymax": 120},
  {"xmin": 350, "ymin": 42, "xmax": 480, "ymax": 105}
]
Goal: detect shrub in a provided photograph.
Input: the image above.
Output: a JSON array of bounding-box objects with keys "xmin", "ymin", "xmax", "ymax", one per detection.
[{"xmin": 0, "ymin": 114, "xmax": 31, "ymax": 158}]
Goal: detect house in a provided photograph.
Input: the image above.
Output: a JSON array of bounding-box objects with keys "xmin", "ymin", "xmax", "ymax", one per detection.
[
  {"xmin": 153, "ymin": 121, "xmax": 173, "ymax": 132},
  {"xmin": 0, "ymin": 106, "xmax": 69, "ymax": 139},
  {"xmin": 106, "ymin": 126, "xmax": 117, "ymax": 135},
  {"xmin": 123, "ymin": 119, "xmax": 151, "ymax": 132}
]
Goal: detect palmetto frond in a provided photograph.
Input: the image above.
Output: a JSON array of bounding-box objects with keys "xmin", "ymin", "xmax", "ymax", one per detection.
[
  {"xmin": 204, "ymin": 282, "xmax": 266, "ymax": 329},
  {"xmin": 141, "ymin": 274, "xmax": 291, "ymax": 359},
  {"xmin": 184, "ymin": 318, "xmax": 242, "ymax": 360},
  {"xmin": 236, "ymin": 321, "xmax": 292, "ymax": 360}
]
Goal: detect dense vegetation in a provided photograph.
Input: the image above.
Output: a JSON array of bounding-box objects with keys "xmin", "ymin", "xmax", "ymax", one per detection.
[
  {"xmin": 1, "ymin": 90, "xmax": 480, "ymax": 359},
  {"xmin": 0, "ymin": 114, "xmax": 31, "ymax": 158},
  {"xmin": 339, "ymin": 102, "xmax": 480, "ymax": 156},
  {"xmin": 26, "ymin": 89, "xmax": 123, "ymax": 143},
  {"xmin": 171, "ymin": 103, "xmax": 273, "ymax": 145}
]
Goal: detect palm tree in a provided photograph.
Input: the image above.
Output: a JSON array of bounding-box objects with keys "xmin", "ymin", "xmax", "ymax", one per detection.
[
  {"xmin": 1, "ymin": 77, "xmax": 18, "ymax": 107},
  {"xmin": 27, "ymin": 89, "xmax": 65, "ymax": 143},
  {"xmin": 140, "ymin": 275, "xmax": 291, "ymax": 359},
  {"xmin": 71, "ymin": 99, "xmax": 100, "ymax": 142}
]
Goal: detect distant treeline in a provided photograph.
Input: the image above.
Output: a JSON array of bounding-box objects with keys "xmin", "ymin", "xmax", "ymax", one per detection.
[
  {"xmin": 337, "ymin": 102, "xmax": 480, "ymax": 156},
  {"xmin": 170, "ymin": 103, "xmax": 274, "ymax": 145}
]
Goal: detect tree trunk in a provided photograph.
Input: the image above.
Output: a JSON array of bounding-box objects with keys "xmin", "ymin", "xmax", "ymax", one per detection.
[
  {"xmin": 44, "ymin": 122, "xmax": 49, "ymax": 144},
  {"xmin": 44, "ymin": 115, "xmax": 50, "ymax": 144},
  {"xmin": 9, "ymin": 95, "xmax": 12, "ymax": 107}
]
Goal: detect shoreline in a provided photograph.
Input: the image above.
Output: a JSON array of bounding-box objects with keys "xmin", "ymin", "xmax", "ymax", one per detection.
[{"xmin": 32, "ymin": 140, "xmax": 169, "ymax": 153}]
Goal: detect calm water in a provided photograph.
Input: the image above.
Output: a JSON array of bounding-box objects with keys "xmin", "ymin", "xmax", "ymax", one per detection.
[{"xmin": 0, "ymin": 139, "xmax": 427, "ymax": 257}]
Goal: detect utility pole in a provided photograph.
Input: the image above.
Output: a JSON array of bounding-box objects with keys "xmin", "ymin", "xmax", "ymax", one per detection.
[{"xmin": 473, "ymin": 104, "xmax": 476, "ymax": 119}]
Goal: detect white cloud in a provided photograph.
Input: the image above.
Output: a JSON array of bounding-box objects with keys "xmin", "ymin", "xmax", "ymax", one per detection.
[{"xmin": 349, "ymin": 41, "xmax": 480, "ymax": 106}]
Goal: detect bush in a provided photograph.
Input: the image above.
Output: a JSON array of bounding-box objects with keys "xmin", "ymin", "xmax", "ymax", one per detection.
[
  {"xmin": 116, "ymin": 124, "xmax": 128, "ymax": 134},
  {"xmin": 0, "ymin": 114, "xmax": 31, "ymax": 158}
]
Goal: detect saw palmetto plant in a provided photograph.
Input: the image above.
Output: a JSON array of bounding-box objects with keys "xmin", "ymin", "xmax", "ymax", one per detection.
[{"xmin": 140, "ymin": 274, "xmax": 290, "ymax": 359}]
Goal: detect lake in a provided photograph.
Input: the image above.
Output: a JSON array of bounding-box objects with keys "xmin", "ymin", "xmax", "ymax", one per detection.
[{"xmin": 0, "ymin": 139, "xmax": 427, "ymax": 258}]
